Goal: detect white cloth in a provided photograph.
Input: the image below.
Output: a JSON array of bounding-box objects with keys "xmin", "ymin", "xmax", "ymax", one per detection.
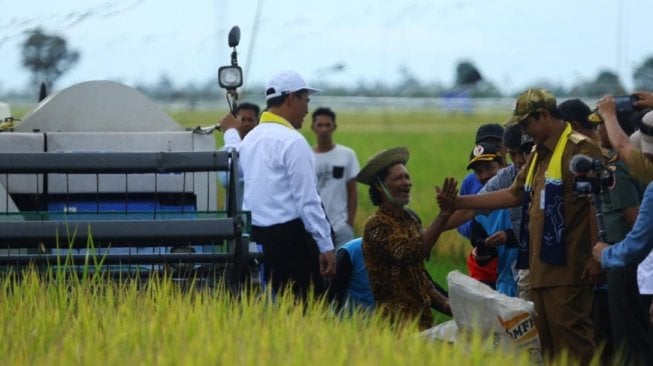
[
  {"xmin": 637, "ymin": 250, "xmax": 653, "ymax": 294},
  {"xmin": 314, "ymin": 144, "xmax": 360, "ymax": 233},
  {"xmin": 240, "ymin": 121, "xmax": 334, "ymax": 253},
  {"xmin": 222, "ymin": 128, "xmax": 241, "ymax": 150},
  {"xmin": 219, "ymin": 128, "xmax": 243, "ymax": 209}
]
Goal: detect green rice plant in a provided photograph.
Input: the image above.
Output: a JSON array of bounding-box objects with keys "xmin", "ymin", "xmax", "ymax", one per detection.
[{"xmin": 0, "ymin": 270, "xmax": 591, "ymax": 365}]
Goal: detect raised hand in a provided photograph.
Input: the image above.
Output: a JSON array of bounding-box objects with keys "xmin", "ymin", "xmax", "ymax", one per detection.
[
  {"xmin": 219, "ymin": 113, "xmax": 241, "ymax": 132},
  {"xmin": 633, "ymin": 90, "xmax": 653, "ymax": 109},
  {"xmin": 596, "ymin": 94, "xmax": 616, "ymax": 119},
  {"xmin": 435, "ymin": 177, "xmax": 458, "ymax": 215}
]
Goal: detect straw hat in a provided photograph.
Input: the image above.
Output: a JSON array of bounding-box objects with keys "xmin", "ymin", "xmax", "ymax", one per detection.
[{"xmin": 356, "ymin": 147, "xmax": 409, "ymax": 185}]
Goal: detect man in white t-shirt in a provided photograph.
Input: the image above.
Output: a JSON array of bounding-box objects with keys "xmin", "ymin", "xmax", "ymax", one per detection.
[{"xmin": 311, "ymin": 107, "xmax": 360, "ymax": 248}]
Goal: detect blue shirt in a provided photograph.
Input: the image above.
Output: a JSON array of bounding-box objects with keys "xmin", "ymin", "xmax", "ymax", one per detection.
[
  {"xmin": 601, "ymin": 182, "xmax": 653, "ymax": 268},
  {"xmin": 476, "ymin": 208, "xmax": 518, "ymax": 296},
  {"xmin": 339, "ymin": 238, "xmax": 375, "ymax": 310},
  {"xmin": 458, "ymin": 172, "xmax": 483, "ymax": 238}
]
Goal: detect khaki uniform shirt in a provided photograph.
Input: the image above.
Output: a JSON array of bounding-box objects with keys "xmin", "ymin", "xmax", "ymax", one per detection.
[
  {"xmin": 510, "ymin": 123, "xmax": 602, "ymax": 288},
  {"xmin": 628, "ymin": 147, "xmax": 653, "ymax": 184}
]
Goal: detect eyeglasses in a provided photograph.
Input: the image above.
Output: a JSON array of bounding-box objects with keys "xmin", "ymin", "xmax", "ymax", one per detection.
[{"xmin": 519, "ymin": 111, "xmax": 539, "ymax": 129}]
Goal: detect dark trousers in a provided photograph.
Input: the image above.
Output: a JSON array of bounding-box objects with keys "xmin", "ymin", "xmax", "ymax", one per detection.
[
  {"xmin": 531, "ymin": 285, "xmax": 595, "ymax": 365},
  {"xmin": 607, "ymin": 266, "xmax": 653, "ymax": 366},
  {"xmin": 592, "ymin": 288, "xmax": 612, "ymax": 362},
  {"xmin": 252, "ymin": 218, "xmax": 324, "ymax": 300}
]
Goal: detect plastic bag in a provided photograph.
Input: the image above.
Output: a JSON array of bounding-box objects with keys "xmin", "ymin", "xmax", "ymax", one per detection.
[{"xmin": 423, "ymin": 271, "xmax": 543, "ymax": 364}]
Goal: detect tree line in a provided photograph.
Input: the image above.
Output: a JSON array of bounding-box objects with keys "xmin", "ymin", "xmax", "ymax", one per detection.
[{"xmin": 12, "ymin": 28, "xmax": 653, "ymax": 100}]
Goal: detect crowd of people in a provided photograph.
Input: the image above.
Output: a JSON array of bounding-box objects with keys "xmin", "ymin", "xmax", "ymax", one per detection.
[{"xmin": 218, "ymin": 70, "xmax": 653, "ymax": 365}]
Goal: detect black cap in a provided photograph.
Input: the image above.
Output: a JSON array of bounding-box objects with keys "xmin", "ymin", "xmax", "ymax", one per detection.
[
  {"xmin": 475, "ymin": 123, "xmax": 504, "ymax": 144},
  {"xmin": 467, "ymin": 142, "xmax": 502, "ymax": 170},
  {"xmin": 559, "ymin": 99, "xmax": 594, "ymax": 130}
]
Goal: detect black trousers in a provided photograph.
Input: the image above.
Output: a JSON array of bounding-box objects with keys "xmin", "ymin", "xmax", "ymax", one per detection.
[
  {"xmin": 252, "ymin": 218, "xmax": 324, "ymax": 299},
  {"xmin": 607, "ymin": 265, "xmax": 653, "ymax": 366}
]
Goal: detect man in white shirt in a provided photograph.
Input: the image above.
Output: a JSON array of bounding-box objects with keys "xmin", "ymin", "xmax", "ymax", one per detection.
[
  {"xmin": 224, "ymin": 70, "xmax": 336, "ymax": 299},
  {"xmin": 311, "ymin": 107, "xmax": 360, "ymax": 248}
]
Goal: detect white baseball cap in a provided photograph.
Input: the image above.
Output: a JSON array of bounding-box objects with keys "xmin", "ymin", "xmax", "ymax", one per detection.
[{"xmin": 264, "ymin": 71, "xmax": 321, "ymax": 100}]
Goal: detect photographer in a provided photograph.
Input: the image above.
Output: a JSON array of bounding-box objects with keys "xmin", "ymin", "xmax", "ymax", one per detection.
[
  {"xmin": 592, "ymin": 104, "xmax": 653, "ymax": 365},
  {"xmin": 589, "ymin": 102, "xmax": 651, "ymax": 364},
  {"xmin": 596, "ymin": 92, "xmax": 653, "ymax": 183}
]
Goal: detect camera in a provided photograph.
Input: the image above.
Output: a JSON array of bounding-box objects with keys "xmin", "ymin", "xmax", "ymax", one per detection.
[
  {"xmin": 569, "ymin": 154, "xmax": 614, "ymax": 242},
  {"xmin": 569, "ymin": 154, "xmax": 614, "ymax": 196},
  {"xmin": 472, "ymin": 238, "xmax": 498, "ymax": 266},
  {"xmin": 613, "ymin": 94, "xmax": 640, "ymax": 114}
]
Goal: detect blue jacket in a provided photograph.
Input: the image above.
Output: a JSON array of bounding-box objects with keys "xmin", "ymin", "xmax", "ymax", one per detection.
[
  {"xmin": 339, "ymin": 238, "xmax": 375, "ymax": 310},
  {"xmin": 602, "ymin": 182, "xmax": 653, "ymax": 268}
]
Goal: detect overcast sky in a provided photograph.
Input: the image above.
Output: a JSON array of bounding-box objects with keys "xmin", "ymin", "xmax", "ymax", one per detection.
[{"xmin": 2, "ymin": 0, "xmax": 652, "ymax": 94}]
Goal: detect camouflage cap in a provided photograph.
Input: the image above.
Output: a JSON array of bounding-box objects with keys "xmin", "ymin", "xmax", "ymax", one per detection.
[{"xmin": 505, "ymin": 88, "xmax": 557, "ymax": 125}]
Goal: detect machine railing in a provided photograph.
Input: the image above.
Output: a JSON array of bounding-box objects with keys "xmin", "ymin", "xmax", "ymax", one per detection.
[{"xmin": 0, "ymin": 150, "xmax": 254, "ymax": 289}]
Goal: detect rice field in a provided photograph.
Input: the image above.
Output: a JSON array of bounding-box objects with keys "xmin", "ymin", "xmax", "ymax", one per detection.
[
  {"xmin": 0, "ymin": 105, "xmax": 599, "ymax": 365},
  {"xmin": 1, "ymin": 269, "xmax": 585, "ymax": 365}
]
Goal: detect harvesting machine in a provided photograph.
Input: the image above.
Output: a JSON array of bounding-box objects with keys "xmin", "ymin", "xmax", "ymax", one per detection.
[{"xmin": 0, "ymin": 80, "xmax": 256, "ymax": 290}]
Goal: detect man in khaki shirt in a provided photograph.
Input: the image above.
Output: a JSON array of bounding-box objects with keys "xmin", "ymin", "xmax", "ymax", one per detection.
[{"xmin": 443, "ymin": 88, "xmax": 602, "ymax": 364}]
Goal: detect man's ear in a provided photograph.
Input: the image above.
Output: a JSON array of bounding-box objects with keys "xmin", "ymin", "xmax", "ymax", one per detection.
[{"xmin": 284, "ymin": 94, "xmax": 295, "ymax": 108}]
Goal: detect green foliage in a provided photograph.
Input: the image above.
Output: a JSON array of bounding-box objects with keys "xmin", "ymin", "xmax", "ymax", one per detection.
[
  {"xmin": 21, "ymin": 28, "xmax": 80, "ymax": 89},
  {"xmin": 571, "ymin": 70, "xmax": 626, "ymax": 97},
  {"xmin": 633, "ymin": 56, "xmax": 653, "ymax": 90},
  {"xmin": 455, "ymin": 60, "xmax": 482, "ymax": 86}
]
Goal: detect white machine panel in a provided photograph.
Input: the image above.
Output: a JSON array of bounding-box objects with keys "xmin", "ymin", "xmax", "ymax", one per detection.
[{"xmin": 0, "ymin": 132, "xmax": 45, "ymax": 194}]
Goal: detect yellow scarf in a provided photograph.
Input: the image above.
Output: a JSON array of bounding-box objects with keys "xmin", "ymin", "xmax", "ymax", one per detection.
[
  {"xmin": 522, "ymin": 122, "xmax": 573, "ymax": 266},
  {"xmin": 259, "ymin": 111, "xmax": 293, "ymax": 129},
  {"xmin": 525, "ymin": 122, "xmax": 572, "ymax": 189}
]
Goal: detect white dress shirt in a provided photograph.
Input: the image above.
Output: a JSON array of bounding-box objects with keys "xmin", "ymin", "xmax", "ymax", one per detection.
[{"xmin": 239, "ymin": 112, "xmax": 334, "ymax": 253}]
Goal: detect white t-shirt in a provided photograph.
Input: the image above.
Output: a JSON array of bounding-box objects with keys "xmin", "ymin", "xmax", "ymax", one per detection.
[
  {"xmin": 314, "ymin": 144, "xmax": 360, "ymax": 231},
  {"xmin": 637, "ymin": 250, "xmax": 653, "ymax": 294},
  {"xmin": 240, "ymin": 114, "xmax": 334, "ymax": 253}
]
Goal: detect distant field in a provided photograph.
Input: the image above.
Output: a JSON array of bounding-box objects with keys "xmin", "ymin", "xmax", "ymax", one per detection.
[
  {"xmin": 169, "ymin": 108, "xmax": 510, "ymax": 258},
  {"xmin": 167, "ymin": 107, "xmax": 514, "ymax": 293}
]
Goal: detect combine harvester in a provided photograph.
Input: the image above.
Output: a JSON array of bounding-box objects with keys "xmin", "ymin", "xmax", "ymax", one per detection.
[{"xmin": 0, "ymin": 80, "xmax": 256, "ymax": 290}]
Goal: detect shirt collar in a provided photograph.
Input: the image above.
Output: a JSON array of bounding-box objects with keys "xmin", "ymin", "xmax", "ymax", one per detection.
[{"xmin": 260, "ymin": 111, "xmax": 294, "ymax": 129}]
